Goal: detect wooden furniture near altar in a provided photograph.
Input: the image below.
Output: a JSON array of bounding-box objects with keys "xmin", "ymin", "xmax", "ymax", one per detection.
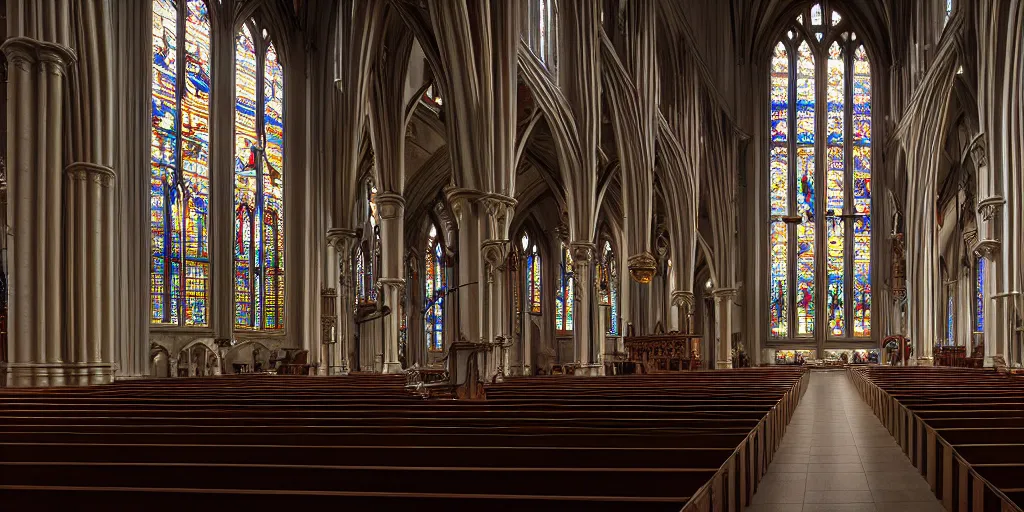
[
  {"xmin": 275, "ymin": 349, "xmax": 312, "ymax": 375},
  {"xmin": 624, "ymin": 333, "xmax": 702, "ymax": 373}
]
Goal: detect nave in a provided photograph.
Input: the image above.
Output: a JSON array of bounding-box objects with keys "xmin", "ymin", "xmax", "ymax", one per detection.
[{"xmin": 750, "ymin": 371, "xmax": 942, "ymax": 512}]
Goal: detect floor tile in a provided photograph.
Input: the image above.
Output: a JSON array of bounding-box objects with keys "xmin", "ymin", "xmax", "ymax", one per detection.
[{"xmin": 750, "ymin": 372, "xmax": 941, "ymax": 511}]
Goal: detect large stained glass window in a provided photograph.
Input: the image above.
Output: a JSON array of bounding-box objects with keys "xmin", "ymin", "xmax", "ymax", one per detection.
[
  {"xmin": 150, "ymin": 0, "xmax": 211, "ymax": 327},
  {"xmin": 974, "ymin": 257, "xmax": 986, "ymax": 332},
  {"xmin": 598, "ymin": 240, "xmax": 620, "ymax": 335},
  {"xmin": 234, "ymin": 21, "xmax": 285, "ymax": 330},
  {"xmin": 424, "ymin": 224, "xmax": 446, "ymax": 351},
  {"xmin": 555, "ymin": 242, "xmax": 574, "ymax": 332},
  {"xmin": 767, "ymin": 4, "xmax": 872, "ymax": 340},
  {"xmin": 946, "ymin": 285, "xmax": 955, "ymax": 345}
]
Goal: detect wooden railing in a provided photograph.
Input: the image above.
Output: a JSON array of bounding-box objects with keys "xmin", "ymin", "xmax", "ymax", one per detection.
[{"xmin": 624, "ymin": 333, "xmax": 702, "ymax": 372}]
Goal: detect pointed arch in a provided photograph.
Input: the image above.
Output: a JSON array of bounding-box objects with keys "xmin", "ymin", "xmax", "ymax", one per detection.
[
  {"xmin": 233, "ymin": 19, "xmax": 286, "ymax": 330},
  {"xmin": 766, "ymin": 5, "xmax": 873, "ymax": 342},
  {"xmin": 150, "ymin": 0, "xmax": 212, "ymax": 327},
  {"xmin": 424, "ymin": 222, "xmax": 446, "ymax": 352}
]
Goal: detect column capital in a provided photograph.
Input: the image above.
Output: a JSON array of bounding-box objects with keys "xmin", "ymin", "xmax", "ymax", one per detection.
[
  {"xmin": 977, "ymin": 195, "xmax": 1005, "ymax": 221},
  {"xmin": 66, "ymin": 162, "xmax": 116, "ymax": 188},
  {"xmin": 375, "ymin": 192, "xmax": 405, "ymax": 219},
  {"xmin": 326, "ymin": 228, "xmax": 358, "ymax": 250},
  {"xmin": 1, "ymin": 37, "xmax": 76, "ymax": 73},
  {"xmin": 711, "ymin": 287, "xmax": 739, "ymax": 301},
  {"xmin": 569, "ymin": 242, "xmax": 597, "ymax": 265}
]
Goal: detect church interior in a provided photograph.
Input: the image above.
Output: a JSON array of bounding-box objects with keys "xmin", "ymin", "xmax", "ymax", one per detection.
[{"xmin": 0, "ymin": 0, "xmax": 1022, "ymax": 509}]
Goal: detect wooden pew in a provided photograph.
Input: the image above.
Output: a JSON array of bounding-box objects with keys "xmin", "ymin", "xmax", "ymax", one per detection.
[
  {"xmin": 848, "ymin": 366, "xmax": 1024, "ymax": 512},
  {"xmin": 0, "ymin": 368, "xmax": 810, "ymax": 511}
]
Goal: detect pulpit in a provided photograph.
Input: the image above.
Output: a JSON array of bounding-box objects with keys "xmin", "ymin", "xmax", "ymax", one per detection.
[{"xmin": 623, "ymin": 333, "xmax": 702, "ymax": 373}]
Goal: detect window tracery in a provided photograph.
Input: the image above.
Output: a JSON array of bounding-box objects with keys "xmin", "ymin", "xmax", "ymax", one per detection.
[
  {"xmin": 150, "ymin": 0, "xmax": 212, "ymax": 327},
  {"xmin": 768, "ymin": 3, "xmax": 872, "ymax": 341},
  {"xmin": 598, "ymin": 240, "xmax": 619, "ymax": 335},
  {"xmin": 234, "ymin": 20, "xmax": 285, "ymax": 331}
]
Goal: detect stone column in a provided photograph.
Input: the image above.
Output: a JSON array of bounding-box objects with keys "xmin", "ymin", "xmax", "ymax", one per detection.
[
  {"xmin": 446, "ymin": 189, "xmax": 484, "ymax": 345},
  {"xmin": 327, "ymin": 229, "xmax": 358, "ymax": 374},
  {"xmin": 713, "ymin": 288, "xmax": 737, "ymax": 369},
  {"xmin": 65, "ymin": 163, "xmax": 117, "ymax": 385},
  {"xmin": 2, "ymin": 38, "xmax": 75, "ymax": 387},
  {"xmin": 376, "ymin": 193, "xmax": 406, "ymax": 374},
  {"xmin": 570, "ymin": 242, "xmax": 596, "ymax": 369}
]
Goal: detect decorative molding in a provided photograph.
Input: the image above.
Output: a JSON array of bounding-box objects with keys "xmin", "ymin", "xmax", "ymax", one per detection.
[
  {"xmin": 711, "ymin": 287, "xmax": 739, "ymax": 301},
  {"xmin": 569, "ymin": 242, "xmax": 596, "ymax": 265},
  {"xmin": 65, "ymin": 162, "xmax": 116, "ymax": 188},
  {"xmin": 0, "ymin": 37, "xmax": 77, "ymax": 75},
  {"xmin": 974, "ymin": 239, "xmax": 1000, "ymax": 258},
  {"xmin": 977, "ymin": 196, "xmax": 1005, "ymax": 221},
  {"xmin": 375, "ymin": 192, "xmax": 405, "ymax": 220}
]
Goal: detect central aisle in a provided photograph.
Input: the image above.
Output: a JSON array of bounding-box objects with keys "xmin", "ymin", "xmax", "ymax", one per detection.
[{"xmin": 748, "ymin": 370, "xmax": 943, "ymax": 512}]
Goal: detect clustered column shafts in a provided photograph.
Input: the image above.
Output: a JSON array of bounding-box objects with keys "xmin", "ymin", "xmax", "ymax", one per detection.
[
  {"xmin": 376, "ymin": 193, "xmax": 406, "ymax": 374},
  {"xmin": 2, "ymin": 38, "xmax": 75, "ymax": 387},
  {"xmin": 65, "ymin": 163, "xmax": 118, "ymax": 385}
]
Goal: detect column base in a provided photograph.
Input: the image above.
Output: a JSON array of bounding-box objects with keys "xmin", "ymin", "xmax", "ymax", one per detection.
[
  {"xmin": 3, "ymin": 362, "xmax": 115, "ymax": 387},
  {"xmin": 382, "ymin": 361, "xmax": 404, "ymax": 374},
  {"xmin": 716, "ymin": 359, "xmax": 733, "ymax": 369},
  {"xmin": 572, "ymin": 363, "xmax": 604, "ymax": 377}
]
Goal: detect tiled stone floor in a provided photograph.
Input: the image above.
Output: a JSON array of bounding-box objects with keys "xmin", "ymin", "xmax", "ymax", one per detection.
[{"xmin": 747, "ymin": 370, "xmax": 944, "ymax": 512}]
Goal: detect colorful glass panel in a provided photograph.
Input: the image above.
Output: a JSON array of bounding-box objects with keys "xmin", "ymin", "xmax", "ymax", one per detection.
[
  {"xmin": 424, "ymin": 226, "xmax": 445, "ymax": 351},
  {"xmin": 234, "ymin": 24, "xmax": 285, "ymax": 330},
  {"xmin": 355, "ymin": 246, "xmax": 366, "ymax": 303},
  {"xmin": 556, "ymin": 243, "xmax": 574, "ymax": 331},
  {"xmin": 150, "ymin": 0, "xmax": 211, "ymax": 327},
  {"xmin": 795, "ymin": 42, "xmax": 815, "ymax": 145},
  {"xmin": 768, "ymin": 41, "xmax": 790, "ymax": 338},
  {"xmin": 826, "ymin": 42, "xmax": 845, "ymax": 336},
  {"xmin": 852, "ymin": 46, "xmax": 871, "ymax": 336},
  {"xmin": 527, "ymin": 246, "xmax": 541, "ymax": 314},
  {"xmin": 975, "ymin": 258, "xmax": 985, "ymax": 332},
  {"xmin": 946, "ymin": 291, "xmax": 955, "ymax": 345},
  {"xmin": 767, "ymin": 26, "xmax": 873, "ymax": 341}
]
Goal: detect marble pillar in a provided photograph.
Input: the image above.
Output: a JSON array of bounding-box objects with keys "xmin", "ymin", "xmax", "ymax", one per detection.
[
  {"xmin": 447, "ymin": 189, "xmax": 484, "ymax": 345},
  {"xmin": 2, "ymin": 37, "xmax": 75, "ymax": 387}
]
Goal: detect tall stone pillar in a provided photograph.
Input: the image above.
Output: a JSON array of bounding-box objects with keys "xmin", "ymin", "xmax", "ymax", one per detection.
[
  {"xmin": 570, "ymin": 243, "xmax": 595, "ymax": 369},
  {"xmin": 327, "ymin": 229, "xmax": 358, "ymax": 374},
  {"xmin": 65, "ymin": 163, "xmax": 117, "ymax": 385},
  {"xmin": 447, "ymin": 189, "xmax": 483, "ymax": 345},
  {"xmin": 2, "ymin": 38, "xmax": 75, "ymax": 387},
  {"xmin": 713, "ymin": 288, "xmax": 737, "ymax": 369},
  {"xmin": 376, "ymin": 193, "xmax": 405, "ymax": 374}
]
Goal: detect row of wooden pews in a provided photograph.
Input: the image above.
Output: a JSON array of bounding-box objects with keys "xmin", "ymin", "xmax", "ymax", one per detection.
[
  {"xmin": 848, "ymin": 366, "xmax": 1024, "ymax": 512},
  {"xmin": 0, "ymin": 368, "xmax": 808, "ymax": 510}
]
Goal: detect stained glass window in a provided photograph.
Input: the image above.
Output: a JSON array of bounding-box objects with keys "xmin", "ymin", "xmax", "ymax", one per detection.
[
  {"xmin": 946, "ymin": 0, "xmax": 953, "ymax": 22},
  {"xmin": 424, "ymin": 225, "xmax": 446, "ymax": 351},
  {"xmin": 974, "ymin": 257, "xmax": 985, "ymax": 332},
  {"xmin": 768, "ymin": 9, "xmax": 872, "ymax": 340},
  {"xmin": 354, "ymin": 245, "xmax": 367, "ymax": 304},
  {"xmin": 526, "ymin": 241, "xmax": 542, "ymax": 314},
  {"xmin": 150, "ymin": 0, "xmax": 211, "ymax": 327},
  {"xmin": 234, "ymin": 21, "xmax": 285, "ymax": 330},
  {"xmin": 555, "ymin": 242, "xmax": 574, "ymax": 332},
  {"xmin": 946, "ymin": 288, "xmax": 955, "ymax": 346},
  {"xmin": 598, "ymin": 240, "xmax": 620, "ymax": 335}
]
